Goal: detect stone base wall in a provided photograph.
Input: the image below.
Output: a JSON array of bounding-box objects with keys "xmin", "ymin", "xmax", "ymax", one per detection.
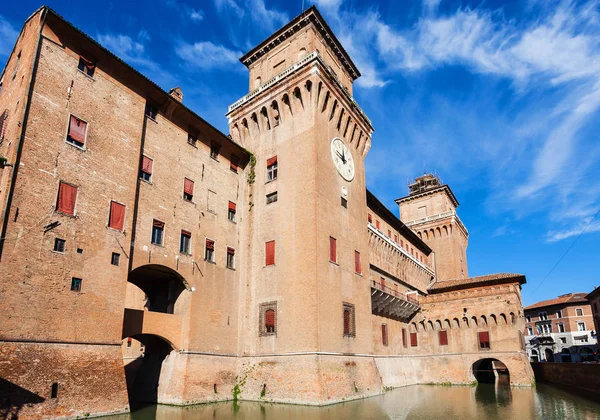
[
  {"xmin": 375, "ymin": 351, "xmax": 534, "ymax": 388},
  {"xmin": 0, "ymin": 342, "xmax": 129, "ymax": 420},
  {"xmin": 531, "ymin": 362, "xmax": 600, "ymax": 398}
]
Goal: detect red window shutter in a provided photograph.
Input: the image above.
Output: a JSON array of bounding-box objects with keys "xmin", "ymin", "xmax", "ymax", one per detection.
[
  {"xmin": 368, "ymin": 213, "xmax": 372, "ymax": 223},
  {"xmin": 68, "ymin": 115, "xmax": 87, "ymax": 144},
  {"xmin": 376, "ymin": 220, "xmax": 380, "ymax": 229},
  {"xmin": 402, "ymin": 328, "xmax": 407, "ymax": 347},
  {"xmin": 394, "ymin": 234, "xmax": 398, "ymax": 243},
  {"xmin": 410, "ymin": 332, "xmax": 418, "ymax": 347},
  {"xmin": 265, "ymin": 309, "xmax": 275, "ymax": 329},
  {"xmin": 382, "ymin": 325, "xmax": 388, "ymax": 346},
  {"xmin": 80, "ymin": 56, "xmax": 95, "ymax": 71},
  {"xmin": 479, "ymin": 331, "xmax": 490, "ymax": 345},
  {"xmin": 184, "ymin": 178, "xmax": 194, "ymax": 195},
  {"xmin": 354, "ymin": 251, "xmax": 361, "ymax": 274},
  {"xmin": 380, "ymin": 277, "xmax": 386, "ymax": 289},
  {"xmin": 343, "ymin": 309, "xmax": 350, "ymax": 335},
  {"xmin": 400, "ymin": 240, "xmax": 404, "ymax": 248},
  {"xmin": 388, "ymin": 229, "xmax": 391, "ymax": 237},
  {"xmin": 227, "ymin": 247, "xmax": 235, "ymax": 255},
  {"xmin": 439, "ymin": 330, "xmax": 448, "ymax": 346},
  {"xmin": 142, "ymin": 156, "xmax": 153, "ymax": 174},
  {"xmin": 57, "ymin": 182, "xmax": 77, "ymax": 215},
  {"xmin": 230, "ymin": 155, "xmax": 239, "ymax": 171},
  {"xmin": 266, "ymin": 155, "xmax": 277, "ymax": 167},
  {"xmin": 153, "ymin": 219, "xmax": 165, "ymax": 228},
  {"xmin": 181, "ymin": 230, "xmax": 191, "ymax": 237},
  {"xmin": 109, "ymin": 201, "xmax": 125, "ymax": 231},
  {"xmin": 206, "ymin": 239, "xmax": 215, "ymax": 250},
  {"xmin": 265, "ymin": 241, "xmax": 275, "ymax": 266},
  {"xmin": 228, "ymin": 201, "xmax": 236, "ymax": 211},
  {"xmin": 329, "ymin": 237, "xmax": 336, "ymax": 262}
]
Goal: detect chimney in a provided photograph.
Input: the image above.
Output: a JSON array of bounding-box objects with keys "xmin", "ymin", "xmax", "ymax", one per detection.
[{"xmin": 169, "ymin": 87, "xmax": 184, "ymax": 103}]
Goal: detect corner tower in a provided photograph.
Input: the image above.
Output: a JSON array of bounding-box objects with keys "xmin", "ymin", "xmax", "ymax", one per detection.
[
  {"xmin": 227, "ymin": 6, "xmax": 379, "ymax": 403},
  {"xmin": 396, "ymin": 174, "xmax": 468, "ymax": 281}
]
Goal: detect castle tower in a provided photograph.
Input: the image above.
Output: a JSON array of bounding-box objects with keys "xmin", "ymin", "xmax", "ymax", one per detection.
[
  {"xmin": 227, "ymin": 6, "xmax": 380, "ymax": 400},
  {"xmin": 395, "ymin": 174, "xmax": 468, "ymax": 281}
]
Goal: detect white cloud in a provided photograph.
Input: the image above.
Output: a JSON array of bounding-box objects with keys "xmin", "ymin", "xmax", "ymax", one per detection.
[
  {"xmin": 98, "ymin": 34, "xmax": 145, "ymax": 58},
  {"xmin": 214, "ymin": 0, "xmax": 245, "ymax": 19},
  {"xmin": 546, "ymin": 215, "xmax": 600, "ymax": 243},
  {"xmin": 190, "ymin": 9, "xmax": 204, "ymax": 21},
  {"xmin": 176, "ymin": 41, "xmax": 242, "ymax": 71},
  {"xmin": 0, "ymin": 15, "xmax": 19, "ymax": 57},
  {"xmin": 247, "ymin": 0, "xmax": 288, "ymax": 32}
]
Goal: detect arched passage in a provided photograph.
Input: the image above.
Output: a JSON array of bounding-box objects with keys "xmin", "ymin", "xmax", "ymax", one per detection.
[
  {"xmin": 472, "ymin": 358, "xmax": 510, "ymax": 384},
  {"xmin": 123, "ymin": 334, "xmax": 175, "ymax": 407},
  {"xmin": 579, "ymin": 347, "xmax": 594, "ymax": 362},
  {"xmin": 530, "ymin": 349, "xmax": 539, "ymax": 362},
  {"xmin": 128, "ymin": 264, "xmax": 189, "ymax": 314},
  {"xmin": 544, "ymin": 348, "xmax": 554, "ymax": 362},
  {"xmin": 561, "ymin": 348, "xmax": 572, "ymax": 362}
]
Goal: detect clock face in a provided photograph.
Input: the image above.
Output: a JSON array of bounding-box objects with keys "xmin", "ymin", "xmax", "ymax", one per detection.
[{"xmin": 330, "ymin": 137, "xmax": 355, "ymax": 182}]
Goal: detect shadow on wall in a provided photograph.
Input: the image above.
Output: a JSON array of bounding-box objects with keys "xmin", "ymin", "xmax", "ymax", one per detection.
[{"xmin": 0, "ymin": 378, "xmax": 45, "ymax": 419}]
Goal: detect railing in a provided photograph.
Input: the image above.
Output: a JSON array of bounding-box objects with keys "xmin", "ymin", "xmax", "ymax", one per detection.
[
  {"xmin": 403, "ymin": 211, "xmax": 455, "ymax": 226},
  {"xmin": 368, "ymin": 223, "xmax": 433, "ymax": 274},
  {"xmin": 371, "ymin": 280, "xmax": 419, "ymax": 305}
]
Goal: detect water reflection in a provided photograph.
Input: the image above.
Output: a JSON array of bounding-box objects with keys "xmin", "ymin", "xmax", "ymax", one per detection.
[{"xmin": 107, "ymin": 383, "xmax": 600, "ymax": 420}]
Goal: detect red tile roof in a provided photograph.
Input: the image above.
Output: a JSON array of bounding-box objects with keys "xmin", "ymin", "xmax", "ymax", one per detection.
[
  {"xmin": 524, "ymin": 293, "xmax": 590, "ymax": 311},
  {"xmin": 428, "ymin": 273, "xmax": 525, "ymax": 293}
]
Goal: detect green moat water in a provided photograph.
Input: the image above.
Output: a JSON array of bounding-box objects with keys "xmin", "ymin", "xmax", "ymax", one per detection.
[{"xmin": 106, "ymin": 383, "xmax": 600, "ymax": 420}]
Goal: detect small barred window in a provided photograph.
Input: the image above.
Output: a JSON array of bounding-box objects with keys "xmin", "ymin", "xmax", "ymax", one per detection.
[{"xmin": 259, "ymin": 302, "xmax": 277, "ymax": 336}]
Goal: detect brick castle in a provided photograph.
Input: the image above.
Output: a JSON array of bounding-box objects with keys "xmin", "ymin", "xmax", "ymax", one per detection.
[{"xmin": 0, "ymin": 6, "xmax": 534, "ymax": 419}]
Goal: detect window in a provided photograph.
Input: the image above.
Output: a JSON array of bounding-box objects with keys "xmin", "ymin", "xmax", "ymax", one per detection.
[
  {"xmin": 187, "ymin": 133, "xmax": 197, "ymax": 147},
  {"xmin": 111, "ymin": 252, "xmax": 120, "ymax": 266},
  {"xmin": 343, "ymin": 303, "xmax": 355, "ymax": 337},
  {"xmin": 410, "ymin": 332, "xmax": 417, "ymax": 347},
  {"xmin": 539, "ymin": 312, "xmax": 548, "ymax": 321},
  {"xmin": 527, "ymin": 326, "xmax": 533, "ymax": 335},
  {"xmin": 207, "ymin": 190, "xmax": 217, "ymax": 213},
  {"xmin": 205, "ymin": 238, "xmax": 215, "ymax": 262},
  {"xmin": 210, "ymin": 142, "xmax": 220, "ymax": 160},
  {"xmin": 180, "ymin": 230, "xmax": 191, "ymax": 254},
  {"xmin": 77, "ymin": 56, "xmax": 95, "ymax": 77},
  {"xmin": 576, "ymin": 308, "xmax": 584, "ymax": 316},
  {"xmin": 581, "ymin": 336, "xmax": 589, "ymax": 343},
  {"xmin": 151, "ymin": 220, "xmax": 164, "ymax": 245},
  {"xmin": 66, "ymin": 115, "xmax": 87, "ymax": 148},
  {"xmin": 439, "ymin": 330, "xmax": 448, "ymax": 346},
  {"xmin": 53, "ymin": 238, "xmax": 66, "ymax": 253},
  {"xmin": 0, "ymin": 110, "xmax": 8, "ymax": 140},
  {"xmin": 140, "ymin": 155, "xmax": 153, "ymax": 182},
  {"xmin": 230, "ymin": 155, "xmax": 239, "ymax": 173},
  {"xmin": 51, "ymin": 382, "xmax": 59, "ymax": 399},
  {"xmin": 70, "ymin": 277, "xmax": 82, "ymax": 292},
  {"xmin": 560, "ymin": 337, "xmax": 566, "ymax": 344},
  {"xmin": 558, "ymin": 323, "xmax": 565, "ymax": 333},
  {"xmin": 227, "ymin": 247, "xmax": 235, "ymax": 269},
  {"xmin": 127, "ymin": 337, "xmax": 132, "ymax": 347},
  {"xmin": 394, "ymin": 234, "xmax": 398, "ymax": 243},
  {"xmin": 354, "ymin": 251, "xmax": 361, "ymax": 274},
  {"xmin": 577, "ymin": 322, "xmax": 586, "ymax": 331},
  {"xmin": 381, "ymin": 324, "xmax": 388, "ymax": 346},
  {"xmin": 259, "ymin": 302, "xmax": 277, "ymax": 336},
  {"xmin": 56, "ymin": 181, "xmax": 77, "ymax": 215},
  {"xmin": 265, "ymin": 240, "xmax": 275, "ymax": 266},
  {"xmin": 228, "ymin": 201, "xmax": 236, "ymax": 222},
  {"xmin": 556, "ymin": 310, "xmax": 562, "ymax": 319},
  {"xmin": 266, "ymin": 156, "xmax": 278, "ymax": 181},
  {"xmin": 387, "ymin": 229, "xmax": 391, "ymax": 237},
  {"xmin": 341, "ymin": 197, "xmax": 347, "ymax": 208},
  {"xmin": 375, "ymin": 220, "xmax": 380, "ymax": 229},
  {"xmin": 526, "ymin": 315, "xmax": 532, "ymax": 323},
  {"xmin": 368, "ymin": 213, "xmax": 372, "ymax": 224},
  {"xmin": 183, "ymin": 178, "xmax": 194, "ymax": 201},
  {"xmin": 329, "ymin": 237, "xmax": 337, "ymax": 263},
  {"xmin": 402, "ymin": 328, "xmax": 407, "ymax": 348},
  {"xmin": 266, "ymin": 191, "xmax": 278, "ymax": 204},
  {"xmin": 108, "ymin": 201, "xmax": 125, "ymax": 231},
  {"xmin": 145, "ymin": 104, "xmax": 157, "ymax": 120},
  {"xmin": 478, "ymin": 331, "xmax": 490, "ymax": 349}
]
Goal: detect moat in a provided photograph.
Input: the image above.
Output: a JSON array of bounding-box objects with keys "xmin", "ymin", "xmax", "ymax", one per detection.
[{"xmin": 105, "ymin": 383, "xmax": 600, "ymax": 420}]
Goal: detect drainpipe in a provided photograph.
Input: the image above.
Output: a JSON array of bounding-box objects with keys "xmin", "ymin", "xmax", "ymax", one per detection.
[{"xmin": 0, "ymin": 8, "xmax": 49, "ymax": 262}]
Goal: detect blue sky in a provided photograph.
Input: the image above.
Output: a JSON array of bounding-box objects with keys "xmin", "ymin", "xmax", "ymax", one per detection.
[{"xmin": 1, "ymin": 0, "xmax": 599, "ymax": 306}]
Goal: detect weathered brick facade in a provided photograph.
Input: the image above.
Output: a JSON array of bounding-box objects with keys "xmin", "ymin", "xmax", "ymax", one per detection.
[{"xmin": 0, "ymin": 6, "xmax": 533, "ymax": 419}]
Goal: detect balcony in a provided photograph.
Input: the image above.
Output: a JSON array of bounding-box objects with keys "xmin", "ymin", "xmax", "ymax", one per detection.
[{"xmin": 371, "ymin": 280, "xmax": 421, "ymax": 321}]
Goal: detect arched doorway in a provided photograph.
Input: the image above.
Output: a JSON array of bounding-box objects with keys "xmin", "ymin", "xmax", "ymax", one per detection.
[
  {"xmin": 544, "ymin": 348, "xmax": 554, "ymax": 362},
  {"xmin": 579, "ymin": 347, "xmax": 594, "ymax": 362},
  {"xmin": 530, "ymin": 349, "xmax": 539, "ymax": 362},
  {"xmin": 472, "ymin": 358, "xmax": 510, "ymax": 384},
  {"xmin": 123, "ymin": 334, "xmax": 174, "ymax": 407},
  {"xmin": 128, "ymin": 264, "xmax": 189, "ymax": 314},
  {"xmin": 561, "ymin": 348, "xmax": 572, "ymax": 362}
]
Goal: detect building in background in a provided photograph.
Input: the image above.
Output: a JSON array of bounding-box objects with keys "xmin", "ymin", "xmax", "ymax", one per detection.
[
  {"xmin": 0, "ymin": 6, "xmax": 533, "ymax": 419},
  {"xmin": 524, "ymin": 293, "xmax": 598, "ymax": 363},
  {"xmin": 586, "ymin": 287, "xmax": 600, "ymax": 343}
]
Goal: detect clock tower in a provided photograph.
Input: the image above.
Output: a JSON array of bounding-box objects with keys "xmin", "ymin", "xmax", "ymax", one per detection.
[{"xmin": 227, "ymin": 6, "xmax": 378, "ymax": 401}]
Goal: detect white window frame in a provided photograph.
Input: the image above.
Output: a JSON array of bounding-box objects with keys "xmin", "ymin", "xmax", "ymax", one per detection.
[
  {"xmin": 539, "ymin": 311, "xmax": 548, "ymax": 321},
  {"xmin": 577, "ymin": 322, "xmax": 586, "ymax": 332},
  {"xmin": 575, "ymin": 308, "xmax": 584, "ymax": 316},
  {"xmin": 557, "ymin": 322, "xmax": 565, "ymax": 333}
]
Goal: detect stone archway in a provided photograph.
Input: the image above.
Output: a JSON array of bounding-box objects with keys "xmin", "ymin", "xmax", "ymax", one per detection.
[
  {"xmin": 530, "ymin": 349, "xmax": 539, "ymax": 362},
  {"xmin": 472, "ymin": 358, "xmax": 510, "ymax": 384},
  {"xmin": 561, "ymin": 348, "xmax": 572, "ymax": 362},
  {"xmin": 128, "ymin": 264, "xmax": 190, "ymax": 314},
  {"xmin": 544, "ymin": 348, "xmax": 554, "ymax": 362},
  {"xmin": 579, "ymin": 347, "xmax": 594, "ymax": 362}
]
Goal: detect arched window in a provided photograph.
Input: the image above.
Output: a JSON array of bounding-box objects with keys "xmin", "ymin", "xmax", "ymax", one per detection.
[
  {"xmin": 298, "ymin": 47, "xmax": 307, "ymax": 60},
  {"xmin": 271, "ymin": 101, "xmax": 280, "ymax": 127},
  {"xmin": 255, "ymin": 76, "xmax": 261, "ymax": 89},
  {"xmin": 260, "ymin": 302, "xmax": 277, "ymax": 336},
  {"xmin": 293, "ymin": 86, "xmax": 303, "ymax": 108},
  {"xmin": 260, "ymin": 106, "xmax": 270, "ymax": 130}
]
